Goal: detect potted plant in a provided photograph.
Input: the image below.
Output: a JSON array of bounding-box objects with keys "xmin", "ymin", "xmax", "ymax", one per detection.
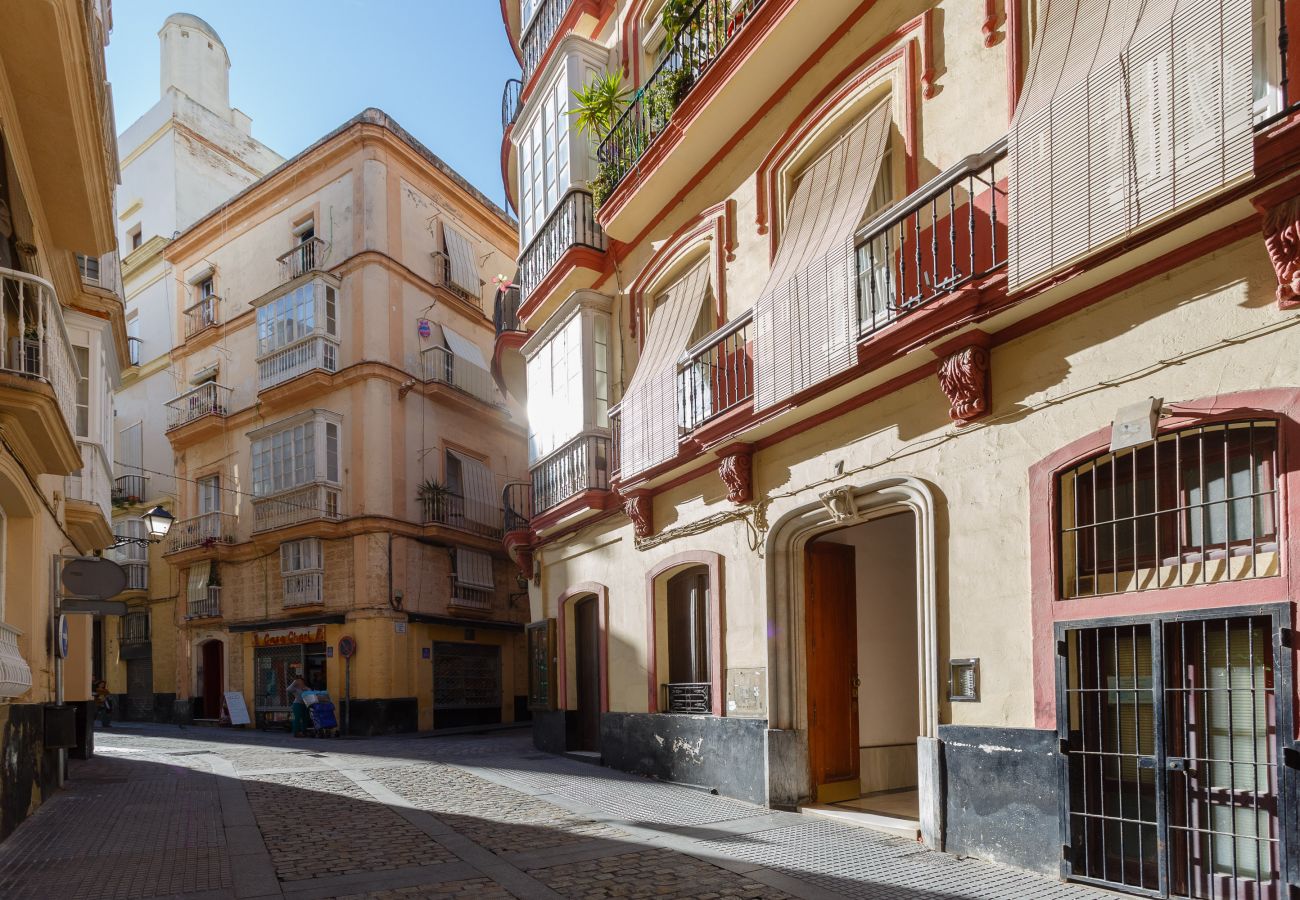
[{"xmin": 417, "ymin": 479, "xmax": 452, "ymax": 521}]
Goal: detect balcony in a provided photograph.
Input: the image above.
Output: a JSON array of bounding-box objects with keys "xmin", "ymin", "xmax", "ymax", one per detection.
[
  {"xmin": 258, "ymin": 334, "xmax": 338, "ymax": 392},
  {"xmin": 283, "ymin": 572, "xmax": 323, "ymax": 608},
  {"xmin": 252, "ymin": 482, "xmax": 342, "ymax": 533},
  {"xmin": 166, "ymin": 382, "xmax": 233, "ymax": 431},
  {"xmin": 183, "ymin": 296, "xmax": 219, "ymax": 339},
  {"xmin": 422, "ymin": 345, "xmax": 502, "ymax": 406},
  {"xmin": 127, "ymin": 336, "xmax": 142, "ymax": 367},
  {"xmin": 678, "ymin": 311, "xmax": 754, "ymax": 432},
  {"xmin": 449, "ymin": 584, "xmax": 492, "ymax": 614},
  {"xmin": 0, "ymin": 267, "xmax": 81, "ymax": 473},
  {"xmin": 502, "ymin": 78, "xmax": 523, "ymax": 131},
  {"xmin": 121, "ymin": 563, "xmax": 148, "ymax": 593},
  {"xmin": 113, "ymin": 475, "xmax": 148, "ymax": 507},
  {"xmin": 66, "ymin": 441, "xmax": 112, "ymax": 519},
  {"xmin": 76, "ymin": 253, "xmax": 101, "ymax": 286},
  {"xmin": 277, "ymin": 237, "xmax": 330, "ymax": 283},
  {"xmin": 503, "ymin": 481, "xmax": 532, "ymax": 532},
  {"xmin": 168, "ymin": 512, "xmax": 237, "ymax": 553},
  {"xmin": 119, "ymin": 614, "xmax": 151, "ymax": 647},
  {"xmin": 598, "ymin": 0, "xmax": 767, "ymax": 196},
  {"xmin": 531, "ymin": 430, "xmax": 611, "ymax": 514},
  {"xmin": 421, "ymin": 493, "xmax": 504, "ymax": 540},
  {"xmin": 494, "ymin": 284, "xmax": 524, "ymax": 337},
  {"xmin": 518, "ymin": 189, "xmax": 606, "ymax": 306},
  {"xmin": 857, "ymin": 141, "xmax": 1008, "ymax": 338},
  {"xmin": 187, "ymin": 586, "xmax": 221, "ymax": 620},
  {"xmin": 431, "ymin": 251, "xmax": 479, "ymax": 302},
  {"xmin": 521, "ymin": 0, "xmax": 571, "ymax": 84}
]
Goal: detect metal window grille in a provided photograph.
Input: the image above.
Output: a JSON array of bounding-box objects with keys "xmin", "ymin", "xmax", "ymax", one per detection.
[
  {"xmin": 1058, "ymin": 421, "xmax": 1278, "ymax": 599},
  {"xmin": 664, "ymin": 682, "xmax": 710, "ymax": 714},
  {"xmin": 433, "ymin": 642, "xmax": 501, "ymax": 710}
]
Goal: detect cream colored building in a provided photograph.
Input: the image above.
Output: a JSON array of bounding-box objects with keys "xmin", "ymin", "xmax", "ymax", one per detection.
[
  {"xmin": 162, "ymin": 109, "xmax": 529, "ymax": 734},
  {"xmin": 107, "ymin": 12, "xmax": 282, "ymax": 724},
  {"xmin": 0, "ymin": 0, "xmax": 126, "ymax": 838},
  {"xmin": 497, "ymin": 0, "xmax": 1300, "ymax": 894}
]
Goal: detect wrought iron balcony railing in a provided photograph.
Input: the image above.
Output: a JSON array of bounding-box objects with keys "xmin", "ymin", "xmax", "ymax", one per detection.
[
  {"xmin": 283, "ymin": 572, "xmax": 323, "ymax": 608},
  {"xmin": 518, "ymin": 189, "xmax": 605, "ymax": 304},
  {"xmin": 521, "ymin": 0, "xmax": 571, "ymax": 84},
  {"xmin": 277, "ymin": 236, "xmax": 329, "ymax": 282},
  {"xmin": 113, "ymin": 474, "xmax": 148, "ymax": 506},
  {"xmin": 678, "ymin": 310, "xmax": 754, "ymax": 432},
  {"xmin": 598, "ymin": 0, "xmax": 766, "ymax": 194},
  {"xmin": 422, "ymin": 346, "xmax": 502, "ymax": 406},
  {"xmin": 122, "ymin": 563, "xmax": 148, "ymax": 593},
  {"xmin": 421, "ymin": 493, "xmax": 503, "ymax": 539},
  {"xmin": 0, "ymin": 267, "xmax": 80, "ymax": 437},
  {"xmin": 257, "ymin": 334, "xmax": 338, "ymax": 391},
  {"xmin": 531, "ymin": 430, "xmax": 610, "ymax": 514},
  {"xmin": 252, "ymin": 482, "xmax": 341, "ymax": 533},
  {"xmin": 119, "ymin": 613, "xmax": 151, "ymax": 646},
  {"xmin": 166, "ymin": 382, "xmax": 233, "ymax": 431},
  {"xmin": 502, "ymin": 78, "xmax": 523, "ymax": 131},
  {"xmin": 503, "ymin": 481, "xmax": 532, "ymax": 532},
  {"xmin": 183, "ymin": 296, "xmax": 219, "ymax": 338},
  {"xmin": 168, "ymin": 512, "xmax": 236, "ymax": 553},
  {"xmin": 186, "ymin": 586, "xmax": 221, "ymax": 619},
  {"xmin": 857, "ymin": 139, "xmax": 1008, "ymax": 337},
  {"xmin": 494, "ymin": 283, "xmax": 524, "ymax": 336}
]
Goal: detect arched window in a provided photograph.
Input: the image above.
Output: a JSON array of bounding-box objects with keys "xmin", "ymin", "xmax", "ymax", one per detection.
[{"xmin": 1058, "ymin": 420, "xmax": 1278, "ymax": 599}]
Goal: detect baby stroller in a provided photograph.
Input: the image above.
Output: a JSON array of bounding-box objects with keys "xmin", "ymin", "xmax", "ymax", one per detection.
[{"xmin": 302, "ymin": 690, "xmax": 339, "ymax": 738}]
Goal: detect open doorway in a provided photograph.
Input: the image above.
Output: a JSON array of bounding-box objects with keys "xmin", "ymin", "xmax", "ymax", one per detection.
[
  {"xmin": 805, "ymin": 510, "xmax": 921, "ymax": 832},
  {"xmin": 198, "ymin": 639, "xmax": 224, "ymax": 720},
  {"xmin": 572, "ymin": 595, "xmax": 601, "ymax": 751}
]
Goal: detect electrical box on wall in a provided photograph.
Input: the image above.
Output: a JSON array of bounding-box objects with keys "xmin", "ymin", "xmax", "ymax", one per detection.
[
  {"xmin": 948, "ymin": 658, "xmax": 979, "ymax": 702},
  {"xmin": 725, "ymin": 667, "xmax": 766, "ymax": 718}
]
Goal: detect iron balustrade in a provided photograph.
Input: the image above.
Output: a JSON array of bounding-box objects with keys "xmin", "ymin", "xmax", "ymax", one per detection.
[
  {"xmin": 113, "ymin": 474, "xmax": 148, "ymax": 505},
  {"xmin": 521, "ymin": 0, "xmax": 571, "ymax": 84},
  {"xmin": 252, "ymin": 482, "xmax": 341, "ymax": 533},
  {"xmin": 431, "ymin": 251, "xmax": 477, "ymax": 301},
  {"xmin": 494, "ymin": 284, "xmax": 524, "ymax": 336},
  {"xmin": 119, "ymin": 613, "xmax": 150, "ymax": 645},
  {"xmin": 421, "ymin": 492, "xmax": 504, "ymax": 539},
  {"xmin": 678, "ymin": 311, "xmax": 754, "ymax": 432},
  {"xmin": 283, "ymin": 572, "xmax": 323, "ymax": 608},
  {"xmin": 277, "ymin": 236, "xmax": 329, "ymax": 282},
  {"xmin": 166, "ymin": 382, "xmax": 233, "ymax": 430},
  {"xmin": 503, "ymin": 481, "xmax": 533, "ymax": 532},
  {"xmin": 122, "ymin": 563, "xmax": 148, "ymax": 593},
  {"xmin": 609, "ymin": 407, "xmax": 621, "ymax": 478},
  {"xmin": 66, "ymin": 441, "xmax": 112, "ymax": 520},
  {"xmin": 531, "ymin": 430, "xmax": 611, "ymax": 513},
  {"xmin": 168, "ymin": 512, "xmax": 236, "ymax": 553},
  {"xmin": 857, "ymin": 139, "xmax": 1008, "ymax": 337},
  {"xmin": 0, "ymin": 267, "xmax": 80, "ymax": 437},
  {"xmin": 664, "ymin": 682, "xmax": 711, "ymax": 714},
  {"xmin": 449, "ymin": 584, "xmax": 492, "ymax": 612},
  {"xmin": 183, "ymin": 296, "xmax": 218, "ymax": 338},
  {"xmin": 422, "ymin": 346, "xmax": 503, "ymax": 406},
  {"xmin": 502, "ymin": 78, "xmax": 523, "ymax": 131},
  {"xmin": 186, "ymin": 586, "xmax": 221, "ymax": 619},
  {"xmin": 257, "ymin": 333, "xmax": 338, "ymax": 391},
  {"xmin": 518, "ymin": 189, "xmax": 605, "ymax": 305},
  {"xmin": 598, "ymin": 0, "xmax": 766, "ymax": 193}
]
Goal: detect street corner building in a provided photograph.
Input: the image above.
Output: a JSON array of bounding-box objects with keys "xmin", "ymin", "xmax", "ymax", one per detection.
[
  {"xmin": 495, "ymin": 0, "xmax": 1300, "ymax": 895},
  {"xmin": 0, "ymin": 0, "xmax": 127, "ymax": 838}
]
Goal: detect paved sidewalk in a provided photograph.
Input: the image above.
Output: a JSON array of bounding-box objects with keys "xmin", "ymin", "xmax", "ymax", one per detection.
[{"xmin": 0, "ymin": 725, "xmax": 1117, "ymax": 899}]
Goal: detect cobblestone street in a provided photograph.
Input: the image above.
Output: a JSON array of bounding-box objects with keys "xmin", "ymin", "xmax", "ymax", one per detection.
[{"xmin": 0, "ymin": 726, "xmax": 1120, "ymax": 900}]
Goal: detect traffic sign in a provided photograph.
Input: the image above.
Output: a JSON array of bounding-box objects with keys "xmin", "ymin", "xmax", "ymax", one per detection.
[{"xmin": 338, "ymin": 635, "xmax": 357, "ymax": 659}]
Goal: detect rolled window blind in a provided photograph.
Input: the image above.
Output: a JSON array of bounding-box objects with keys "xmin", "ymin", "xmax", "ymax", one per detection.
[
  {"xmin": 1009, "ymin": 0, "xmax": 1253, "ymax": 289},
  {"xmin": 455, "ymin": 547, "xmax": 495, "ymax": 589},
  {"xmin": 187, "ymin": 560, "xmax": 211, "ymax": 599},
  {"xmin": 618, "ymin": 259, "xmax": 712, "ymax": 478},
  {"xmin": 447, "ymin": 449, "xmax": 500, "ymax": 530},
  {"xmin": 442, "ymin": 223, "xmax": 481, "ymax": 297},
  {"xmin": 754, "ymin": 101, "xmax": 892, "ymax": 410}
]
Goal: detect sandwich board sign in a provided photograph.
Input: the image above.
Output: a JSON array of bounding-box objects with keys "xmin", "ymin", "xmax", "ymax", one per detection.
[{"xmin": 223, "ymin": 691, "xmax": 251, "ymax": 726}]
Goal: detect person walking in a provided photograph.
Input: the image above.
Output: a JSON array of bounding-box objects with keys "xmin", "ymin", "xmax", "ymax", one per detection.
[
  {"xmin": 287, "ymin": 672, "xmax": 309, "ymax": 737},
  {"xmin": 94, "ymin": 680, "xmax": 112, "ymax": 728}
]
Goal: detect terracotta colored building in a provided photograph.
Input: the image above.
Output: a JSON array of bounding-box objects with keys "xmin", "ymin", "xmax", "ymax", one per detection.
[
  {"xmin": 162, "ymin": 109, "xmax": 529, "ymax": 734},
  {"xmin": 496, "ymin": 0, "xmax": 1300, "ymax": 894}
]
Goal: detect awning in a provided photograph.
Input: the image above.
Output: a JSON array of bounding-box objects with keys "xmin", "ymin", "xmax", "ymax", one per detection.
[
  {"xmin": 448, "ymin": 449, "xmax": 500, "ymax": 530},
  {"xmin": 187, "ymin": 560, "xmax": 211, "ymax": 599},
  {"xmin": 618, "ymin": 258, "xmax": 712, "ymax": 478},
  {"xmin": 441, "ymin": 324, "xmax": 490, "ymax": 370},
  {"xmin": 442, "ymin": 223, "xmax": 481, "ymax": 297},
  {"xmin": 754, "ymin": 100, "xmax": 892, "ymax": 410},
  {"xmin": 1009, "ymin": 0, "xmax": 1254, "ymax": 288},
  {"xmin": 455, "ymin": 547, "xmax": 495, "ymax": 590}
]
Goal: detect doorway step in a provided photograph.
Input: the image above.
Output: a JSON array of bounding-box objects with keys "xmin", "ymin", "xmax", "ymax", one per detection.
[
  {"xmin": 191, "ymin": 718, "xmax": 223, "ymax": 728},
  {"xmin": 562, "ymin": 750, "xmax": 603, "ymax": 766},
  {"xmin": 798, "ymin": 789, "xmax": 921, "ymax": 841}
]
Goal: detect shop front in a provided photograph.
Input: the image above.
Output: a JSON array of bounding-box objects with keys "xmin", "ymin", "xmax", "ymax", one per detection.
[{"xmin": 249, "ymin": 624, "xmax": 329, "ymax": 730}]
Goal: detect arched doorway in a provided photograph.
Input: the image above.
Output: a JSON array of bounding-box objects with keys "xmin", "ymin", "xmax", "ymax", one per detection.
[
  {"xmin": 572, "ymin": 595, "xmax": 601, "ymax": 751},
  {"xmin": 198, "ymin": 639, "xmax": 223, "ymax": 720}
]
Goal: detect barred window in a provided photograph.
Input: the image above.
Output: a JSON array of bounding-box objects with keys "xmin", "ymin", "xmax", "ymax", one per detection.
[{"xmin": 1059, "ymin": 421, "xmax": 1279, "ymax": 599}]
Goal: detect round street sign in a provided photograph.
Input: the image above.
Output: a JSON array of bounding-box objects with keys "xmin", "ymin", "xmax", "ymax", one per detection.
[
  {"xmin": 60, "ymin": 557, "xmax": 126, "ymax": 600},
  {"xmin": 56, "ymin": 615, "xmax": 69, "ymax": 659},
  {"xmin": 338, "ymin": 635, "xmax": 357, "ymax": 659}
]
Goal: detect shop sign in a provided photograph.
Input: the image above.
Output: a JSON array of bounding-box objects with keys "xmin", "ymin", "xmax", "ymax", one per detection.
[{"xmin": 251, "ymin": 625, "xmax": 325, "ymax": 648}]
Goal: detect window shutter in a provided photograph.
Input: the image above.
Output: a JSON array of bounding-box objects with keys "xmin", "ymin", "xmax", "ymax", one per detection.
[
  {"xmin": 187, "ymin": 560, "xmax": 211, "ymax": 599},
  {"xmin": 441, "ymin": 324, "xmax": 490, "ymax": 370},
  {"xmin": 754, "ymin": 101, "xmax": 892, "ymax": 410},
  {"xmin": 1009, "ymin": 0, "xmax": 1254, "ymax": 289},
  {"xmin": 618, "ymin": 259, "xmax": 712, "ymax": 478},
  {"xmin": 441, "ymin": 223, "xmax": 481, "ymax": 297},
  {"xmin": 447, "ymin": 449, "xmax": 499, "ymax": 530},
  {"xmin": 454, "ymin": 547, "xmax": 494, "ymax": 590},
  {"xmin": 118, "ymin": 422, "xmax": 143, "ymax": 475}
]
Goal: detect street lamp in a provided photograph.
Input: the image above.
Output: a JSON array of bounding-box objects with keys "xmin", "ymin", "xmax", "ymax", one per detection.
[{"xmin": 112, "ymin": 506, "xmax": 175, "ymax": 548}]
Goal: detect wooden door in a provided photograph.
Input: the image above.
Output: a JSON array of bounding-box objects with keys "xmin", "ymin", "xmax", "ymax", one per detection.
[
  {"xmin": 201, "ymin": 641, "xmax": 223, "ymax": 719},
  {"xmin": 805, "ymin": 542, "xmax": 859, "ymax": 803},
  {"xmin": 574, "ymin": 597, "xmax": 601, "ymax": 751}
]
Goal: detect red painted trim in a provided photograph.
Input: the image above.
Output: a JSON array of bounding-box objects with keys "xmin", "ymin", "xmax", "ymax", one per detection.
[
  {"xmin": 1004, "ymin": 0, "xmax": 1022, "ymax": 123},
  {"xmin": 491, "ymin": 328, "xmax": 528, "ymax": 388},
  {"xmin": 626, "ymin": 200, "xmax": 734, "ymax": 343},
  {"xmin": 555, "ymin": 582, "xmax": 610, "ymax": 714},
  {"xmin": 516, "ymin": 245, "xmax": 610, "ymax": 326},
  {"xmin": 529, "ymin": 486, "xmax": 619, "ymax": 533},
  {"xmin": 982, "ymin": 0, "xmax": 1002, "ymax": 47},
  {"xmin": 643, "ymin": 550, "xmax": 725, "ymax": 716},
  {"xmin": 1029, "ymin": 389, "xmax": 1300, "ymax": 733},
  {"xmin": 518, "ymin": 0, "xmax": 602, "ymax": 102}
]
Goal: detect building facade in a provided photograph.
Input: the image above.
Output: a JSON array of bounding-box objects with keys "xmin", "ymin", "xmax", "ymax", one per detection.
[
  {"xmin": 106, "ymin": 13, "xmax": 282, "ymax": 724},
  {"xmin": 0, "ymin": 0, "xmax": 126, "ymax": 837},
  {"xmin": 162, "ymin": 109, "xmax": 529, "ymax": 734},
  {"xmin": 497, "ymin": 0, "xmax": 1300, "ymax": 895}
]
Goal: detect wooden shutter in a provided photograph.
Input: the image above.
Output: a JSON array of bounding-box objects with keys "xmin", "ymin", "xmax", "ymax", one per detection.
[
  {"xmin": 754, "ymin": 101, "xmax": 892, "ymax": 411},
  {"xmin": 618, "ymin": 259, "xmax": 712, "ymax": 478},
  {"xmin": 1010, "ymin": 0, "xmax": 1254, "ymax": 288},
  {"xmin": 455, "ymin": 547, "xmax": 495, "ymax": 589},
  {"xmin": 442, "ymin": 223, "xmax": 481, "ymax": 296},
  {"xmin": 447, "ymin": 449, "xmax": 499, "ymax": 530}
]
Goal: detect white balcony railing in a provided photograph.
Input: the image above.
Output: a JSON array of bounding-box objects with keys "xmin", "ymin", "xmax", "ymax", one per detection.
[
  {"xmin": 257, "ymin": 334, "xmax": 338, "ymax": 391},
  {"xmin": 166, "ymin": 382, "xmax": 233, "ymax": 431},
  {"xmin": 168, "ymin": 512, "xmax": 236, "ymax": 553},
  {"xmin": 531, "ymin": 430, "xmax": 611, "ymax": 513},
  {"xmin": 283, "ymin": 572, "xmax": 323, "ymax": 608},
  {"xmin": 277, "ymin": 237, "xmax": 329, "ymax": 282},
  {"xmin": 66, "ymin": 440, "xmax": 112, "ymax": 520},
  {"xmin": 187, "ymin": 586, "xmax": 220, "ymax": 619},
  {"xmin": 252, "ymin": 482, "xmax": 342, "ymax": 533},
  {"xmin": 421, "ymin": 346, "xmax": 502, "ymax": 406},
  {"xmin": 122, "ymin": 562, "xmax": 148, "ymax": 593},
  {"xmin": 449, "ymin": 584, "xmax": 492, "ymax": 613},
  {"xmin": 0, "ymin": 267, "xmax": 80, "ymax": 437}
]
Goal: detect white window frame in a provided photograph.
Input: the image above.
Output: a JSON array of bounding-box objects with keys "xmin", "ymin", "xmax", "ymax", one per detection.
[
  {"xmin": 198, "ymin": 474, "xmax": 221, "ymax": 514},
  {"xmin": 280, "ymin": 537, "xmax": 323, "ymax": 575},
  {"xmin": 250, "ymin": 411, "xmax": 342, "ymax": 498},
  {"xmin": 523, "ymin": 294, "xmax": 612, "ymax": 462}
]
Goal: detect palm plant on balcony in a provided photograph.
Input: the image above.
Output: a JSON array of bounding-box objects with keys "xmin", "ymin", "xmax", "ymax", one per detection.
[
  {"xmin": 417, "ymin": 478, "xmax": 453, "ymax": 521},
  {"xmin": 572, "ymin": 71, "xmax": 631, "ymax": 209}
]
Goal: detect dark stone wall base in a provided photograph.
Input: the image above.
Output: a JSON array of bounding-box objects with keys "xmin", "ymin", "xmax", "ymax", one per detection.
[
  {"xmin": 70, "ymin": 700, "xmax": 94, "ymax": 760},
  {"xmin": 172, "ymin": 699, "xmax": 195, "ymax": 725},
  {"xmin": 344, "ymin": 698, "xmax": 418, "ymax": 736},
  {"xmin": 532, "ymin": 710, "xmax": 566, "ymax": 753},
  {"xmin": 0, "ymin": 703, "xmax": 57, "ymax": 841},
  {"xmin": 939, "ymin": 724, "xmax": 1060, "ymax": 876},
  {"xmin": 152, "ymin": 694, "xmax": 176, "ymax": 723},
  {"xmin": 600, "ymin": 713, "xmax": 769, "ymax": 805}
]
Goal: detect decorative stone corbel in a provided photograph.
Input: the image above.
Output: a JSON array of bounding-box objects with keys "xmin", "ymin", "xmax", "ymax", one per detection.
[
  {"xmin": 623, "ymin": 491, "xmax": 653, "ymax": 539},
  {"xmin": 716, "ymin": 444, "xmax": 754, "ymax": 504},
  {"xmin": 819, "ymin": 487, "xmax": 859, "ymax": 523},
  {"xmin": 1263, "ymin": 196, "xmax": 1300, "ymax": 308},
  {"xmin": 514, "ymin": 547, "xmax": 534, "ymax": 581},
  {"xmin": 932, "ymin": 331, "xmax": 992, "ymax": 426}
]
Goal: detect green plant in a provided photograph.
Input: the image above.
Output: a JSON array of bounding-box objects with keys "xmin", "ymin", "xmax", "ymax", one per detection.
[
  {"xmin": 644, "ymin": 66, "xmax": 695, "ymax": 132},
  {"xmin": 659, "ymin": 0, "xmax": 698, "ymax": 54},
  {"xmin": 590, "ymin": 160, "xmax": 622, "ymax": 209},
  {"xmin": 570, "ymin": 71, "xmax": 631, "ymax": 143},
  {"xmin": 417, "ymin": 479, "xmax": 453, "ymax": 517}
]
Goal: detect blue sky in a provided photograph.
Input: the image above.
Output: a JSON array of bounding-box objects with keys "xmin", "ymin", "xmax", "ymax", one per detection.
[{"xmin": 107, "ymin": 2, "xmax": 519, "ymax": 212}]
